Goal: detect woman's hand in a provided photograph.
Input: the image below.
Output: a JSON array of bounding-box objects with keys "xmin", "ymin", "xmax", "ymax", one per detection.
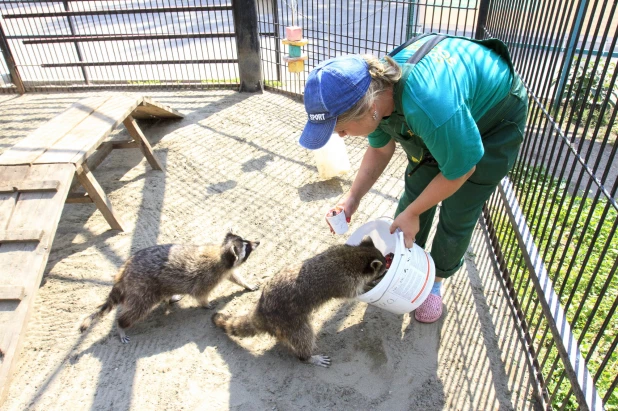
[
  {"xmin": 389, "ymin": 210, "xmax": 420, "ymax": 248},
  {"xmin": 337, "ymin": 194, "xmax": 360, "ymax": 222},
  {"xmin": 325, "ymin": 141, "xmax": 396, "ymax": 234},
  {"xmin": 326, "ymin": 193, "xmax": 360, "ymax": 234}
]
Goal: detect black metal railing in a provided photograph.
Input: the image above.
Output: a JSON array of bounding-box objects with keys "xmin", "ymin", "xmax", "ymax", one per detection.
[
  {"xmin": 481, "ymin": 0, "xmax": 617, "ymax": 409},
  {"xmin": 0, "ymin": 0, "xmax": 248, "ymax": 92}
]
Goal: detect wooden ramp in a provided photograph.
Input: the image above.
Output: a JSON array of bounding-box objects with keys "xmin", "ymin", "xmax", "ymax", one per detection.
[
  {"xmin": 0, "ymin": 95, "xmax": 183, "ymax": 403},
  {"xmin": 0, "ymin": 164, "xmax": 75, "ymax": 402}
]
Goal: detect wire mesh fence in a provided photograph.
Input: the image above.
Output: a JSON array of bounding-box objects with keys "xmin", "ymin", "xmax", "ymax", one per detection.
[{"xmin": 0, "ymin": 0, "xmax": 617, "ymax": 409}]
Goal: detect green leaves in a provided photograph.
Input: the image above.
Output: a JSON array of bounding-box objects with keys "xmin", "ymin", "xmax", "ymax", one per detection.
[{"xmin": 556, "ymin": 58, "xmax": 617, "ymax": 113}]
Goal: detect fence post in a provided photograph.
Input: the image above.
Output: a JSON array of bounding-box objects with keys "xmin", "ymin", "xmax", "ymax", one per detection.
[
  {"xmin": 474, "ymin": 0, "xmax": 491, "ymax": 40},
  {"xmin": 63, "ymin": 0, "xmax": 89, "ymax": 85},
  {"xmin": 553, "ymin": 0, "xmax": 588, "ymax": 111},
  {"xmin": 232, "ymin": 0, "xmax": 264, "ymax": 92},
  {"xmin": 406, "ymin": 0, "xmax": 419, "ymax": 40},
  {"xmin": 0, "ymin": 20, "xmax": 25, "ymax": 94}
]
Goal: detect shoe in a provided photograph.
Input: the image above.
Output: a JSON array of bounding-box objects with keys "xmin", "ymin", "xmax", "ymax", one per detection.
[{"xmin": 414, "ymin": 294, "xmax": 443, "ymax": 323}]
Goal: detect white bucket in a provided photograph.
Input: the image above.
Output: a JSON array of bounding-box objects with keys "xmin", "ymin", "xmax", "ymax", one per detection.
[{"xmin": 346, "ymin": 217, "xmax": 435, "ymax": 315}]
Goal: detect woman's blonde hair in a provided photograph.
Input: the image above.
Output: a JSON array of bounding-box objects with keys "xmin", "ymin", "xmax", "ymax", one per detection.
[{"xmin": 336, "ymin": 55, "xmax": 402, "ymax": 125}]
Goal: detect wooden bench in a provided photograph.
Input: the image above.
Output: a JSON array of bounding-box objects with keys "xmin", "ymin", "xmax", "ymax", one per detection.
[
  {"xmin": 0, "ymin": 95, "xmax": 183, "ymax": 403},
  {"xmin": 0, "ymin": 94, "xmax": 183, "ymax": 231}
]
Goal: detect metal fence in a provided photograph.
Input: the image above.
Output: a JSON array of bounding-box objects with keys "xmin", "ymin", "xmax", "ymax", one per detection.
[
  {"xmin": 481, "ymin": 0, "xmax": 617, "ymax": 410},
  {"xmin": 0, "ymin": 0, "xmax": 244, "ymax": 92},
  {"xmin": 1, "ymin": 0, "xmax": 617, "ymax": 409},
  {"xmin": 257, "ymin": 0, "xmax": 481, "ymax": 97}
]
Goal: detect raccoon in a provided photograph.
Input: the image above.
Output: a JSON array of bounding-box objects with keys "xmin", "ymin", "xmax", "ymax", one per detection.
[
  {"xmin": 80, "ymin": 230, "xmax": 260, "ymax": 343},
  {"xmin": 212, "ymin": 236, "xmax": 386, "ymax": 367}
]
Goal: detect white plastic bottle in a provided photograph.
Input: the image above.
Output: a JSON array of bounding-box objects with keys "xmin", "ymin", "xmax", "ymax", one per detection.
[{"xmin": 312, "ymin": 134, "xmax": 351, "ymax": 180}]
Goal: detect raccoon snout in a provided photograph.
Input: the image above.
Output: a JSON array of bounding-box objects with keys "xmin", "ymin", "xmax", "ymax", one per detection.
[{"xmin": 241, "ymin": 241, "xmax": 260, "ymax": 262}]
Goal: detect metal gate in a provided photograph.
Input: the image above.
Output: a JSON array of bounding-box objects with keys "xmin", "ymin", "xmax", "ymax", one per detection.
[{"xmin": 0, "ymin": 0, "xmax": 251, "ymax": 92}]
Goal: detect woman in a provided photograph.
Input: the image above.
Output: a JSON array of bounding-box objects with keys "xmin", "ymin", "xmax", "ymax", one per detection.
[{"xmin": 298, "ymin": 33, "xmax": 528, "ymax": 323}]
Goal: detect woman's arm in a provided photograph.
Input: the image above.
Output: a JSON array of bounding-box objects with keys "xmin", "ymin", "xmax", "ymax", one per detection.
[
  {"xmin": 334, "ymin": 139, "xmax": 396, "ymax": 222},
  {"xmin": 390, "ymin": 165, "xmax": 476, "ymax": 247},
  {"xmin": 350, "ymin": 139, "xmax": 396, "ymax": 199}
]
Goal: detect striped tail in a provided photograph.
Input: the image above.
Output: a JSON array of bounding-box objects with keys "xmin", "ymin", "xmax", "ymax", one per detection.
[
  {"xmin": 212, "ymin": 312, "xmax": 259, "ymax": 337},
  {"xmin": 79, "ymin": 285, "xmax": 122, "ymax": 332}
]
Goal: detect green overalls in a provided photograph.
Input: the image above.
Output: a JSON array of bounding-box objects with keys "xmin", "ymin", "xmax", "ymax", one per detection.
[{"xmin": 382, "ymin": 34, "xmax": 529, "ymax": 278}]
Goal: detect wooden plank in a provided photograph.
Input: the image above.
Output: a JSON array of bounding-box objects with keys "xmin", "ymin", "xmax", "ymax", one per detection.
[
  {"xmin": 65, "ymin": 192, "xmax": 93, "ymax": 203},
  {"xmin": 131, "ymin": 96, "xmax": 184, "ymax": 120},
  {"xmin": 35, "ymin": 94, "xmax": 142, "ymax": 166},
  {"xmin": 75, "ymin": 164, "xmax": 125, "ymax": 231},
  {"xmin": 111, "ymin": 140, "xmax": 140, "ymax": 149},
  {"xmin": 0, "ymin": 230, "xmax": 43, "ymax": 243},
  {"xmin": 0, "ymin": 163, "xmax": 74, "ymax": 404},
  {"xmin": 0, "ymin": 192, "xmax": 17, "ymax": 230},
  {"xmin": 0, "ymin": 96, "xmax": 112, "ymax": 166},
  {"xmin": 0, "ymin": 286, "xmax": 25, "ymax": 301},
  {"xmin": 0, "ymin": 180, "xmax": 59, "ymax": 193},
  {"xmin": 123, "ymin": 116, "xmax": 165, "ymax": 171},
  {"xmin": 0, "ymin": 300, "xmax": 26, "ymax": 360},
  {"xmin": 0, "ymin": 166, "xmax": 30, "ymax": 229}
]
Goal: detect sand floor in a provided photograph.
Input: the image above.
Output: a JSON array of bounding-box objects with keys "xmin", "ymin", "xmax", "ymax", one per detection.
[{"xmin": 0, "ymin": 90, "xmax": 540, "ymax": 410}]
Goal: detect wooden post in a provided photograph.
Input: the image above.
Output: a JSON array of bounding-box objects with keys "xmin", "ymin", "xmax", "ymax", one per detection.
[
  {"xmin": 75, "ymin": 164, "xmax": 125, "ymax": 231},
  {"xmin": 232, "ymin": 0, "xmax": 264, "ymax": 92},
  {"xmin": 0, "ymin": 21, "xmax": 25, "ymax": 94},
  {"xmin": 122, "ymin": 116, "xmax": 165, "ymax": 171}
]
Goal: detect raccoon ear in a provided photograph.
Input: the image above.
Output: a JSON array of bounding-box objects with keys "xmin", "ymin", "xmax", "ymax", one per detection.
[
  {"xmin": 368, "ymin": 259, "xmax": 383, "ymax": 274},
  {"xmin": 360, "ymin": 235, "xmax": 375, "ymax": 248}
]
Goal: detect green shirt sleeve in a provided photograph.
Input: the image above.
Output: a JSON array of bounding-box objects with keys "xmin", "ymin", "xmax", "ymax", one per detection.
[
  {"xmin": 367, "ymin": 125, "xmax": 392, "ymax": 148},
  {"xmin": 415, "ymin": 104, "xmax": 484, "ymax": 180}
]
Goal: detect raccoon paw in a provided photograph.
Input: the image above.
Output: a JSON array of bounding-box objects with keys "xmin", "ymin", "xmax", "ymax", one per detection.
[
  {"xmin": 120, "ymin": 336, "xmax": 130, "ymax": 344},
  {"xmin": 307, "ymin": 355, "xmax": 331, "ymax": 368},
  {"xmin": 246, "ymin": 283, "xmax": 259, "ymax": 291},
  {"xmin": 201, "ymin": 302, "xmax": 216, "ymax": 309}
]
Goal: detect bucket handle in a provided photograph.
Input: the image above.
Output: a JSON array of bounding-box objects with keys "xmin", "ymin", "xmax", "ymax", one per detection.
[
  {"xmin": 394, "ymin": 229, "xmax": 409, "ymax": 256},
  {"xmin": 394, "ymin": 228, "xmax": 418, "ymax": 254}
]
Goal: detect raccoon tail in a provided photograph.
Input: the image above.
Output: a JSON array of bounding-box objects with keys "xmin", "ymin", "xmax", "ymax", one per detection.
[
  {"xmin": 212, "ymin": 312, "xmax": 259, "ymax": 337},
  {"xmin": 79, "ymin": 285, "xmax": 122, "ymax": 333}
]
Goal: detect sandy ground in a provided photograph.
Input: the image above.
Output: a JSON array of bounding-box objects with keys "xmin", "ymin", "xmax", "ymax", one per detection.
[{"xmin": 0, "ymin": 90, "xmax": 540, "ymax": 410}]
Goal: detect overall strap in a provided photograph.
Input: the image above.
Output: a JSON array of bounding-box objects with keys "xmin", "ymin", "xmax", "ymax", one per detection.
[
  {"xmin": 405, "ymin": 34, "xmax": 448, "ymax": 64},
  {"xmin": 392, "ymin": 34, "xmax": 449, "ymax": 114},
  {"xmin": 387, "ymin": 32, "xmax": 434, "ymax": 57}
]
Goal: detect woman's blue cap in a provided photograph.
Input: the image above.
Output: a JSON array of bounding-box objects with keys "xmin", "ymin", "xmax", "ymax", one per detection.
[{"xmin": 299, "ymin": 55, "xmax": 371, "ymax": 150}]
